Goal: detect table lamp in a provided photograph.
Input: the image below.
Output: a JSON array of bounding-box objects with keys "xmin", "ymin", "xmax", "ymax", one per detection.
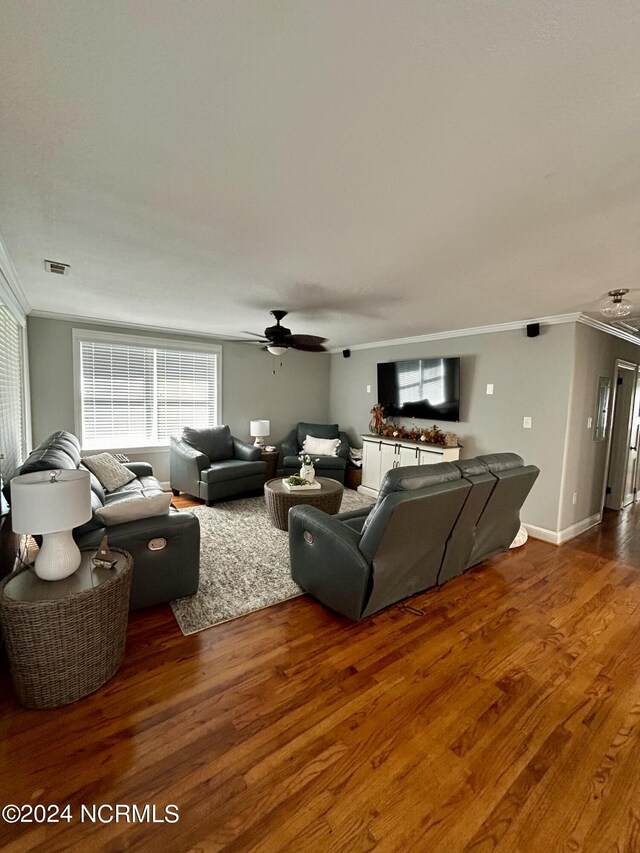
[
  {"xmin": 249, "ymin": 419, "xmax": 270, "ymax": 448},
  {"xmin": 11, "ymin": 469, "xmax": 92, "ymax": 581}
]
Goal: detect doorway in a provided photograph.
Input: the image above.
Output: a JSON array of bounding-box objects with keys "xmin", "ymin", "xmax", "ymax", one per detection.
[{"xmin": 605, "ymin": 361, "xmax": 640, "ymax": 511}]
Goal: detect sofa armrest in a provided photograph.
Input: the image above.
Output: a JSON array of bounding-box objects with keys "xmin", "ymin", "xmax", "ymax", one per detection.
[
  {"xmin": 124, "ymin": 462, "xmax": 154, "ymax": 478},
  {"xmin": 76, "ymin": 510, "xmax": 200, "ymax": 609},
  {"xmin": 289, "ymin": 505, "xmax": 371, "ymax": 620},
  {"xmin": 336, "ymin": 505, "xmax": 374, "ymax": 523},
  {"xmin": 336, "ymin": 432, "xmax": 351, "ymax": 461},
  {"xmin": 170, "ymin": 436, "xmax": 209, "ymax": 495},
  {"xmin": 233, "ymin": 437, "xmax": 262, "ymax": 461},
  {"xmin": 280, "ymin": 429, "xmax": 298, "ymax": 463}
]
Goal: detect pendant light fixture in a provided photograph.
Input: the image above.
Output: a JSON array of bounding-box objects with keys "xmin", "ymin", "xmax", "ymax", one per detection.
[{"xmin": 601, "ymin": 289, "xmax": 632, "ymax": 318}]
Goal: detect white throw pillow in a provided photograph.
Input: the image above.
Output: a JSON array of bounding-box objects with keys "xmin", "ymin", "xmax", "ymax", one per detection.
[
  {"xmin": 302, "ymin": 435, "xmax": 341, "ymax": 457},
  {"xmin": 82, "ymin": 453, "xmax": 137, "ymax": 492},
  {"xmin": 95, "ymin": 493, "xmax": 172, "ymax": 526}
]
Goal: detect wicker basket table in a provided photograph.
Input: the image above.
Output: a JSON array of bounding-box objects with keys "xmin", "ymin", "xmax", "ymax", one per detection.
[
  {"xmin": 264, "ymin": 477, "xmax": 344, "ymax": 532},
  {"xmin": 0, "ymin": 548, "xmax": 132, "ymax": 709}
]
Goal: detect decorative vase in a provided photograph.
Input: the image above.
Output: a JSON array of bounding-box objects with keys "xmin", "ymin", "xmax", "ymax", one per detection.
[{"xmin": 300, "ymin": 464, "xmax": 316, "ymax": 483}]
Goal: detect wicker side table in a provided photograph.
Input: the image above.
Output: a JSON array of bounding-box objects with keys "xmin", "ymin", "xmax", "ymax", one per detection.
[
  {"xmin": 260, "ymin": 449, "xmax": 280, "ymax": 481},
  {"xmin": 0, "ymin": 548, "xmax": 133, "ymax": 709},
  {"xmin": 264, "ymin": 477, "xmax": 344, "ymax": 531}
]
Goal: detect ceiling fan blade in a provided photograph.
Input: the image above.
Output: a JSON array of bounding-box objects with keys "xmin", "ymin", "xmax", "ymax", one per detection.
[
  {"xmin": 241, "ymin": 330, "xmax": 270, "ymax": 339},
  {"xmin": 285, "ymin": 334, "xmax": 328, "ymax": 346},
  {"xmin": 288, "ymin": 341, "xmax": 327, "ymax": 353}
]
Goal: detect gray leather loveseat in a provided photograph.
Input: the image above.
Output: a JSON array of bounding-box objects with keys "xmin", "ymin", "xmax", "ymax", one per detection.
[
  {"xmin": 289, "ymin": 453, "xmax": 539, "ymax": 620},
  {"xmin": 9, "ymin": 431, "xmax": 200, "ymax": 609}
]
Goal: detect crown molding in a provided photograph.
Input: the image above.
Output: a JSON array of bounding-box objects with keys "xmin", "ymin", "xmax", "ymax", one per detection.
[
  {"xmin": 28, "ymin": 309, "xmax": 250, "ymax": 342},
  {"xmin": 577, "ymin": 313, "xmax": 640, "ymax": 346},
  {"xmin": 328, "ymin": 313, "xmax": 582, "ymax": 353},
  {"xmin": 0, "ymin": 234, "xmax": 30, "ymax": 324}
]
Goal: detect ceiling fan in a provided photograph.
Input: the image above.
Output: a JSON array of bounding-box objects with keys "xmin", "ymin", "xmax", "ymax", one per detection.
[{"xmin": 242, "ymin": 310, "xmax": 328, "ymax": 355}]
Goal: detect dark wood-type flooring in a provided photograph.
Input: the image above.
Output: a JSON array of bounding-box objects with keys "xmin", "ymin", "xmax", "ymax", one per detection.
[{"xmin": 2, "ymin": 499, "xmax": 640, "ymax": 852}]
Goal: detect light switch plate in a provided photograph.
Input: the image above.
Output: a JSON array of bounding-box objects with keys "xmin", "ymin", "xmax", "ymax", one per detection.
[
  {"xmin": 486, "ymin": 383, "xmax": 494, "ymax": 395},
  {"xmin": 366, "ymin": 384, "xmax": 371, "ymax": 393},
  {"xmin": 523, "ymin": 416, "xmax": 532, "ymax": 429},
  {"xmin": 587, "ymin": 416, "xmax": 593, "ymax": 429}
]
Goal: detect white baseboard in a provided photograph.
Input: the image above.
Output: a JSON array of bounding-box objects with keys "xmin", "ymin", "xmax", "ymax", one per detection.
[
  {"xmin": 357, "ymin": 485, "xmax": 378, "ymax": 498},
  {"xmin": 524, "ymin": 512, "xmax": 602, "ymax": 546}
]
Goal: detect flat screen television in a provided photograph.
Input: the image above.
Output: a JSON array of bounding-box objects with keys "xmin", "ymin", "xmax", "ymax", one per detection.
[{"xmin": 377, "ymin": 357, "xmax": 460, "ymax": 422}]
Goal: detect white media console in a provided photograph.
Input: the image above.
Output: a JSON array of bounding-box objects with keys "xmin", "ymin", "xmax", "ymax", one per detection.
[{"xmin": 358, "ymin": 434, "xmax": 462, "ymax": 497}]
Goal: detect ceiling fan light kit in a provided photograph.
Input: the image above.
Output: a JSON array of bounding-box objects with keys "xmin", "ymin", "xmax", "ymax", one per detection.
[{"xmin": 601, "ymin": 289, "xmax": 632, "ymax": 318}]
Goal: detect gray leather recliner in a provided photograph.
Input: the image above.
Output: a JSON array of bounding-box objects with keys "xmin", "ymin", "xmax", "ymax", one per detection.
[
  {"xmin": 170, "ymin": 425, "xmax": 266, "ymax": 504},
  {"xmin": 281, "ymin": 422, "xmax": 350, "ymax": 483},
  {"xmin": 289, "ymin": 453, "xmax": 539, "ymax": 620}
]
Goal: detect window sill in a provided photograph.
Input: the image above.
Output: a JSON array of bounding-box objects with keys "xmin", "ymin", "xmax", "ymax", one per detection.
[{"xmin": 81, "ymin": 445, "xmax": 170, "ymax": 456}]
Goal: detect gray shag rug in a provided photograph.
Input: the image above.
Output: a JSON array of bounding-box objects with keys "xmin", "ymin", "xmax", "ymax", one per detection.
[{"xmin": 170, "ymin": 489, "xmax": 374, "ymax": 635}]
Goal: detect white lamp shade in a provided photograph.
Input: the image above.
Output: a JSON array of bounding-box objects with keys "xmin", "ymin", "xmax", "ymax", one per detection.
[
  {"xmin": 250, "ymin": 419, "xmax": 270, "ymax": 438},
  {"xmin": 11, "ymin": 469, "xmax": 92, "ymax": 535}
]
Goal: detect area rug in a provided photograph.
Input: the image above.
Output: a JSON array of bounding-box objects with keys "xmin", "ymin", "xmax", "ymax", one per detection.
[{"xmin": 170, "ymin": 489, "xmax": 374, "ymax": 635}]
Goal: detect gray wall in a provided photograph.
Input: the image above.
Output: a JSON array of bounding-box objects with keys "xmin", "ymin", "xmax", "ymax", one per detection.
[
  {"xmin": 27, "ymin": 316, "xmax": 331, "ymax": 481},
  {"xmin": 559, "ymin": 323, "xmax": 640, "ymax": 530},
  {"xmin": 329, "ymin": 323, "xmax": 576, "ymax": 531}
]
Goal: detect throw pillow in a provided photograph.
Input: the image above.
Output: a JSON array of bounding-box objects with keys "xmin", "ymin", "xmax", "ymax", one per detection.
[
  {"xmin": 82, "ymin": 453, "xmax": 137, "ymax": 492},
  {"xmin": 95, "ymin": 493, "xmax": 172, "ymax": 526},
  {"xmin": 303, "ymin": 435, "xmax": 341, "ymax": 456},
  {"xmin": 183, "ymin": 425, "xmax": 233, "ymax": 462}
]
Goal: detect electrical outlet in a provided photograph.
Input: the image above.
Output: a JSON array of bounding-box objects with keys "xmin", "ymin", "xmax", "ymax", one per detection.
[
  {"xmin": 486, "ymin": 383, "xmax": 494, "ymax": 395},
  {"xmin": 523, "ymin": 416, "xmax": 532, "ymax": 429},
  {"xmin": 366, "ymin": 384, "xmax": 371, "ymax": 393},
  {"xmin": 573, "ymin": 492, "xmax": 578, "ymax": 505},
  {"xmin": 587, "ymin": 416, "xmax": 593, "ymax": 429}
]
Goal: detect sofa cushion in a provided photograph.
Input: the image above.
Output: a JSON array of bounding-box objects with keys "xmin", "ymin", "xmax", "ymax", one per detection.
[
  {"xmin": 183, "ymin": 425, "xmax": 233, "ymax": 462},
  {"xmin": 477, "ymin": 453, "xmax": 524, "ymax": 473},
  {"xmin": 202, "ymin": 459, "xmax": 265, "ymax": 484},
  {"xmin": 302, "ymin": 435, "xmax": 341, "ymax": 456},
  {"xmin": 104, "ymin": 475, "xmax": 166, "ymax": 503},
  {"xmin": 296, "ymin": 422, "xmax": 339, "ymax": 449},
  {"xmin": 96, "ymin": 493, "xmax": 172, "ymax": 526},
  {"xmin": 283, "ymin": 455, "xmax": 347, "ymax": 471},
  {"xmin": 82, "ymin": 453, "xmax": 137, "ymax": 492}
]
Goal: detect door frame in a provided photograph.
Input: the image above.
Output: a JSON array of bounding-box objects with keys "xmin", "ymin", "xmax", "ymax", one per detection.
[{"xmin": 602, "ymin": 359, "xmax": 639, "ymax": 512}]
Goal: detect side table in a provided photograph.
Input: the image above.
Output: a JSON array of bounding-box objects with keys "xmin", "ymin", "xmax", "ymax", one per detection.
[
  {"xmin": 0, "ymin": 548, "xmax": 133, "ymax": 709},
  {"xmin": 261, "ymin": 449, "xmax": 280, "ymax": 481}
]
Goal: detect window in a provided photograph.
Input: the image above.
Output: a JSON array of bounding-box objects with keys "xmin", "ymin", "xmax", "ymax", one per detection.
[
  {"xmin": 0, "ymin": 302, "xmax": 26, "ymax": 484},
  {"xmin": 73, "ymin": 331, "xmax": 221, "ymax": 449}
]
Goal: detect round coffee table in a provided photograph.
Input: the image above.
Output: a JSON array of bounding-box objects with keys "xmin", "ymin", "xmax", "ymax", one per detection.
[{"xmin": 264, "ymin": 477, "xmax": 344, "ymax": 531}]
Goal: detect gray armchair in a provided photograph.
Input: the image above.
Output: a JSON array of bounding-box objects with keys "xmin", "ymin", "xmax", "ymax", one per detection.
[
  {"xmin": 281, "ymin": 422, "xmax": 350, "ymax": 483},
  {"xmin": 289, "ymin": 453, "xmax": 539, "ymax": 620},
  {"xmin": 170, "ymin": 425, "xmax": 266, "ymax": 504}
]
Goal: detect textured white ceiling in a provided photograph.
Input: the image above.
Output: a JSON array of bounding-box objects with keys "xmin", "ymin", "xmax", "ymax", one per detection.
[{"xmin": 1, "ymin": 1, "xmax": 639, "ymax": 346}]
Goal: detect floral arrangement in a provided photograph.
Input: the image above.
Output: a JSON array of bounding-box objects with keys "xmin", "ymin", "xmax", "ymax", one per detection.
[
  {"xmin": 368, "ymin": 403, "xmax": 459, "ymax": 447},
  {"xmin": 298, "ymin": 453, "xmax": 319, "ymax": 466}
]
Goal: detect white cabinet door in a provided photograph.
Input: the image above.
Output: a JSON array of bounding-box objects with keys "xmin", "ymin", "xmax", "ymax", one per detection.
[
  {"xmin": 418, "ymin": 448, "xmax": 444, "ymax": 466},
  {"xmin": 380, "ymin": 442, "xmax": 398, "ymax": 479},
  {"xmin": 362, "ymin": 440, "xmax": 382, "ymax": 489},
  {"xmin": 398, "ymin": 445, "xmax": 420, "ymax": 467}
]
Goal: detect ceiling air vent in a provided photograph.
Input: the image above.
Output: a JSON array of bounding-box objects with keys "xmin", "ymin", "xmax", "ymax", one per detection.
[{"xmin": 44, "ymin": 260, "xmax": 69, "ymax": 275}]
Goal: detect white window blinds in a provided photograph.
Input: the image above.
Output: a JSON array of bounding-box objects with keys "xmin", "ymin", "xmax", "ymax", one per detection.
[
  {"xmin": 0, "ymin": 303, "xmax": 25, "ymax": 483},
  {"xmin": 78, "ymin": 337, "xmax": 219, "ymax": 449}
]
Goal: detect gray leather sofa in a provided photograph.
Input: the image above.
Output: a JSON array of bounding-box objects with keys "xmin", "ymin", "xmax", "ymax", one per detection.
[
  {"xmin": 170, "ymin": 425, "xmax": 266, "ymax": 504},
  {"xmin": 281, "ymin": 422, "xmax": 350, "ymax": 483},
  {"xmin": 289, "ymin": 453, "xmax": 539, "ymax": 620},
  {"xmin": 9, "ymin": 431, "xmax": 200, "ymax": 609}
]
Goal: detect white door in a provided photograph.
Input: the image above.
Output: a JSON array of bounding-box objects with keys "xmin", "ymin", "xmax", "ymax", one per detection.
[
  {"xmin": 623, "ymin": 370, "xmax": 640, "ymax": 507},
  {"xmin": 606, "ymin": 363, "xmax": 638, "ymax": 510}
]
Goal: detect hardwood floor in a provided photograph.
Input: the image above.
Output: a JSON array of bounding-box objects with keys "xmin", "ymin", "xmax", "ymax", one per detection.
[{"xmin": 2, "ymin": 504, "xmax": 640, "ymax": 851}]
